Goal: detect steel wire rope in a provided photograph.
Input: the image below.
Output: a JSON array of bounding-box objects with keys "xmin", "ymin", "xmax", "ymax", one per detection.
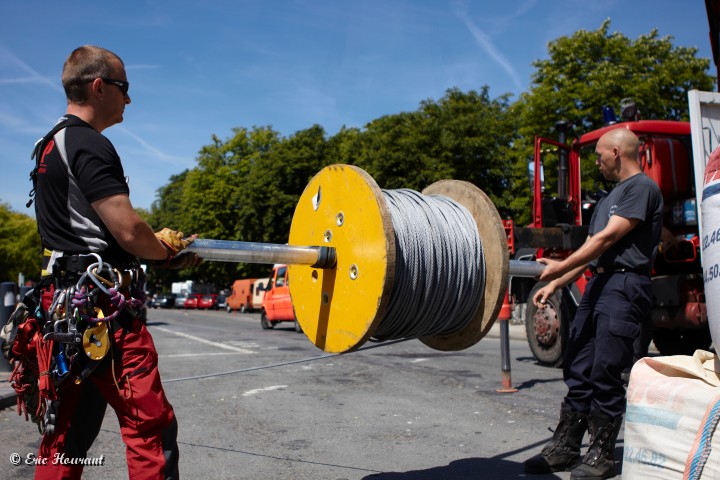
[
  {"xmin": 163, "ymin": 338, "xmax": 409, "ymax": 383},
  {"xmin": 372, "ymin": 189, "xmax": 486, "ymax": 341}
]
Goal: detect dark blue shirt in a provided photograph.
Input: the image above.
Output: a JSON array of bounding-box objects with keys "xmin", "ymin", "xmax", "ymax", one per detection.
[{"xmin": 588, "ymin": 173, "xmax": 663, "ymax": 271}]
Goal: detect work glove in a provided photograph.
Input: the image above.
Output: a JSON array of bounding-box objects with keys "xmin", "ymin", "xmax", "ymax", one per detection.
[
  {"xmin": 155, "ymin": 228, "xmax": 194, "ymax": 257},
  {"xmin": 153, "ymin": 228, "xmax": 202, "ymax": 270},
  {"xmin": 163, "ymin": 252, "xmax": 202, "ymax": 269}
]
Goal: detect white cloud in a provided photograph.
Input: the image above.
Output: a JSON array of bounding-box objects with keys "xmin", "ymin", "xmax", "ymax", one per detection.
[{"xmin": 453, "ymin": 8, "xmax": 524, "ymax": 92}]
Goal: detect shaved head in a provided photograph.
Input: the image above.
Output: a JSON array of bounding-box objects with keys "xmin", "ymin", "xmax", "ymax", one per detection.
[
  {"xmin": 599, "ymin": 128, "xmax": 640, "ymax": 160},
  {"xmin": 595, "ymin": 128, "xmax": 642, "ymax": 182}
]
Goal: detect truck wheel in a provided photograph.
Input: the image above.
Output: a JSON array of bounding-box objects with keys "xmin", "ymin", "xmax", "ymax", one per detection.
[
  {"xmin": 240, "ymin": 304, "xmax": 247, "ymax": 313},
  {"xmin": 652, "ymin": 326, "xmax": 712, "ymax": 356},
  {"xmin": 525, "ymin": 282, "xmax": 571, "ymax": 368},
  {"xmin": 226, "ymin": 305, "xmax": 232, "ymax": 313},
  {"xmin": 260, "ymin": 311, "xmax": 274, "ymax": 330}
]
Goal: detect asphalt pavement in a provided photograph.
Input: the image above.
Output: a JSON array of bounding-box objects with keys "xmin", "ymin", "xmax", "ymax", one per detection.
[
  {"xmin": 0, "ymin": 319, "xmax": 532, "ymax": 415},
  {"xmin": 1, "ymin": 313, "xmax": 586, "ymax": 479}
]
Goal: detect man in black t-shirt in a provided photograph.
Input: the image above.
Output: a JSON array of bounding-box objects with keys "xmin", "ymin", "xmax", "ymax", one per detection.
[
  {"xmin": 524, "ymin": 128, "xmax": 663, "ymax": 480},
  {"xmin": 30, "ymin": 46, "xmax": 199, "ymax": 480}
]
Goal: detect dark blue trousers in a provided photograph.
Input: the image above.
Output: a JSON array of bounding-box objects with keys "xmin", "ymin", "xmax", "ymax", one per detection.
[{"xmin": 563, "ymin": 272, "xmax": 652, "ymax": 418}]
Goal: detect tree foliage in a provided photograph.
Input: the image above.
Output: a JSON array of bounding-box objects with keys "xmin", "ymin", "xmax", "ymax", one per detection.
[
  {"xmin": 507, "ymin": 19, "xmax": 715, "ymax": 224},
  {"xmin": 0, "ymin": 203, "xmax": 42, "ymax": 283},
  {"xmin": 351, "ymin": 87, "xmax": 515, "ymax": 214}
]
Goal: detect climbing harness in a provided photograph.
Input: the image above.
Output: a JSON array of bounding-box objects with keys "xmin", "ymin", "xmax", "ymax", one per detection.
[{"xmin": 2, "ymin": 253, "xmax": 146, "ymax": 434}]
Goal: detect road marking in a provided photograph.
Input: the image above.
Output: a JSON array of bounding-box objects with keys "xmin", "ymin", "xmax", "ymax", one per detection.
[
  {"xmin": 152, "ymin": 326, "xmax": 255, "ymax": 354},
  {"xmin": 242, "ymin": 385, "xmax": 287, "ymax": 397},
  {"xmin": 161, "ymin": 352, "xmax": 250, "ymax": 358}
]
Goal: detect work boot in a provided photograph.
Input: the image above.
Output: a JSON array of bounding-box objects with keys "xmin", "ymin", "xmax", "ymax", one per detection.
[
  {"xmin": 570, "ymin": 410, "xmax": 623, "ymax": 479},
  {"xmin": 524, "ymin": 403, "xmax": 588, "ymax": 474}
]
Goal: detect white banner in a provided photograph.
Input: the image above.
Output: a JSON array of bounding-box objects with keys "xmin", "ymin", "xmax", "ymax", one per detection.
[{"xmin": 689, "ymin": 89, "xmax": 720, "ymax": 241}]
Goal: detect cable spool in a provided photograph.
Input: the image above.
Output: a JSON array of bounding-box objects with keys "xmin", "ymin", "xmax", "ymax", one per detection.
[{"xmin": 288, "ymin": 165, "xmax": 508, "ymax": 353}]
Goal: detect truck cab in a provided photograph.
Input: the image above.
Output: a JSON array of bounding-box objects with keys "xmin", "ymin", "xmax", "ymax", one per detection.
[
  {"xmin": 260, "ymin": 264, "xmax": 302, "ymax": 332},
  {"xmin": 513, "ymin": 107, "xmax": 711, "ymax": 366}
]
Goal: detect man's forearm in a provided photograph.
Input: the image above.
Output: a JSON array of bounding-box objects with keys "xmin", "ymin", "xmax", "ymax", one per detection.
[{"xmin": 549, "ymin": 263, "xmax": 588, "ymax": 290}]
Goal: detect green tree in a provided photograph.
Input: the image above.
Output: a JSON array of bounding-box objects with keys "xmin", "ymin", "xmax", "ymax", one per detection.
[
  {"xmin": 0, "ymin": 203, "xmax": 42, "ymax": 283},
  {"xmin": 148, "ymin": 127, "xmax": 283, "ymax": 289},
  {"xmin": 352, "ymin": 110, "xmax": 437, "ymax": 190},
  {"xmin": 507, "ymin": 19, "xmax": 715, "ymax": 224},
  {"xmin": 351, "ymin": 87, "xmax": 514, "ymax": 214},
  {"xmin": 149, "ymin": 170, "xmax": 190, "ymax": 232},
  {"xmin": 241, "ymin": 125, "xmax": 330, "ymax": 247},
  {"xmin": 416, "ymin": 87, "xmax": 515, "ymax": 215}
]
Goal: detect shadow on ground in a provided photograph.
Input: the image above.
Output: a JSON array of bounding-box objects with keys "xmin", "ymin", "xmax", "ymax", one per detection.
[{"xmin": 362, "ymin": 456, "xmax": 565, "ymax": 480}]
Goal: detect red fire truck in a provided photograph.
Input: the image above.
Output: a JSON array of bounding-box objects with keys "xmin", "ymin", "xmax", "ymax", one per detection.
[{"xmin": 508, "ymin": 101, "xmax": 711, "ymax": 366}]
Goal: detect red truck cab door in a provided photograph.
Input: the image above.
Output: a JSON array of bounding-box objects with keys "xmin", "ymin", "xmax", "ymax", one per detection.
[{"xmin": 533, "ymin": 136, "xmax": 579, "ymax": 228}]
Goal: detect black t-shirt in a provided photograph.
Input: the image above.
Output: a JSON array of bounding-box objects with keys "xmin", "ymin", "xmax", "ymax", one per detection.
[
  {"xmin": 34, "ymin": 115, "xmax": 134, "ymax": 267},
  {"xmin": 589, "ymin": 172, "xmax": 663, "ymax": 271}
]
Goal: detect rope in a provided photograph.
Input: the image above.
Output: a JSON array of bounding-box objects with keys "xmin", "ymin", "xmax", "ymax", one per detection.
[
  {"xmin": 163, "ymin": 338, "xmax": 409, "ymax": 384},
  {"xmin": 684, "ymin": 393, "xmax": 720, "ymax": 480},
  {"xmin": 372, "ymin": 189, "xmax": 485, "ymax": 341}
]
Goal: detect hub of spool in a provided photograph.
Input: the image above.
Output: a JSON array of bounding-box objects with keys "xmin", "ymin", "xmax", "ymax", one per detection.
[{"xmin": 288, "ymin": 164, "xmax": 508, "ymax": 353}]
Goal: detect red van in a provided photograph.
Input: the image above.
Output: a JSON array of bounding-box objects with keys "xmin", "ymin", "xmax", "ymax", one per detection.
[{"xmin": 260, "ymin": 265, "xmax": 301, "ymax": 332}]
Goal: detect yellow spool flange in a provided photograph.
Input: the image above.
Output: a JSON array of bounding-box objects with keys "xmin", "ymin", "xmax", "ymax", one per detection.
[
  {"xmin": 83, "ymin": 308, "xmax": 110, "ymax": 360},
  {"xmin": 289, "ymin": 165, "xmax": 396, "ymax": 353}
]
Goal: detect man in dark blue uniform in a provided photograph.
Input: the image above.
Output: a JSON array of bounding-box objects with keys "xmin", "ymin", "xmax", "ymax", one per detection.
[{"xmin": 524, "ymin": 128, "xmax": 663, "ymax": 480}]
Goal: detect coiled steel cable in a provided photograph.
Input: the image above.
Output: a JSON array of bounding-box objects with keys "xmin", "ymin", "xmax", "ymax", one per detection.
[{"xmin": 372, "ymin": 189, "xmax": 485, "ymax": 341}]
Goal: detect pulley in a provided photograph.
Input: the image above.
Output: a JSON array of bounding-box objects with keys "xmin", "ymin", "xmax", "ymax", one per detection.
[{"xmin": 82, "ymin": 309, "xmax": 110, "ymax": 361}]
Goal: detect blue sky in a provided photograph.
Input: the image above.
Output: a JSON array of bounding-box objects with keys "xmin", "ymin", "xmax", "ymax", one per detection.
[{"xmin": 0, "ymin": 0, "xmax": 715, "ymax": 216}]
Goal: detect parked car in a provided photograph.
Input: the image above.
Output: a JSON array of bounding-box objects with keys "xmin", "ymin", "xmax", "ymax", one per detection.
[
  {"xmin": 216, "ymin": 294, "xmax": 227, "ymax": 311},
  {"xmin": 155, "ymin": 293, "xmax": 176, "ymax": 309},
  {"xmin": 198, "ymin": 294, "xmax": 218, "ymax": 310},
  {"xmin": 175, "ymin": 294, "xmax": 188, "ymax": 308},
  {"xmin": 183, "ymin": 294, "xmax": 201, "ymax": 309}
]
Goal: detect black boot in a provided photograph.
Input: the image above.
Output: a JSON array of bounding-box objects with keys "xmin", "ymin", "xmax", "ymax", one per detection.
[
  {"xmin": 570, "ymin": 410, "xmax": 623, "ymax": 479},
  {"xmin": 524, "ymin": 403, "xmax": 588, "ymax": 474}
]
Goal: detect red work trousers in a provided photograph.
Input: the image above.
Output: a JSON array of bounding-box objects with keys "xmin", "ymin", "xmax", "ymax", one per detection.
[{"xmin": 34, "ymin": 313, "xmax": 179, "ymax": 480}]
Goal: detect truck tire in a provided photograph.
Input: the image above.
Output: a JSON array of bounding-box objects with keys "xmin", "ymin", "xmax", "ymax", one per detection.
[
  {"xmin": 652, "ymin": 326, "xmax": 712, "ymax": 356},
  {"xmin": 226, "ymin": 305, "xmax": 232, "ymax": 313},
  {"xmin": 260, "ymin": 311, "xmax": 274, "ymax": 330},
  {"xmin": 240, "ymin": 304, "xmax": 247, "ymax": 313},
  {"xmin": 525, "ymin": 282, "xmax": 572, "ymax": 367}
]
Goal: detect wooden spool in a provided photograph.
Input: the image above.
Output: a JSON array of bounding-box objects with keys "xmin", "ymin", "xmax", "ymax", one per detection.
[
  {"xmin": 419, "ymin": 180, "xmax": 509, "ymax": 351},
  {"xmin": 288, "ymin": 164, "xmax": 509, "ymax": 353}
]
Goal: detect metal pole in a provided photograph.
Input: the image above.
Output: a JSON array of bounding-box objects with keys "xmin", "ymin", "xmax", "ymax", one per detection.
[
  {"xmin": 184, "ymin": 239, "xmax": 336, "ymax": 269},
  {"xmin": 508, "ymin": 259, "xmax": 545, "ymax": 278},
  {"xmin": 495, "ymin": 261, "xmax": 545, "ymax": 394},
  {"xmin": 496, "ymin": 316, "xmax": 518, "ymax": 393},
  {"xmin": 187, "ymin": 239, "xmax": 545, "ymax": 277}
]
